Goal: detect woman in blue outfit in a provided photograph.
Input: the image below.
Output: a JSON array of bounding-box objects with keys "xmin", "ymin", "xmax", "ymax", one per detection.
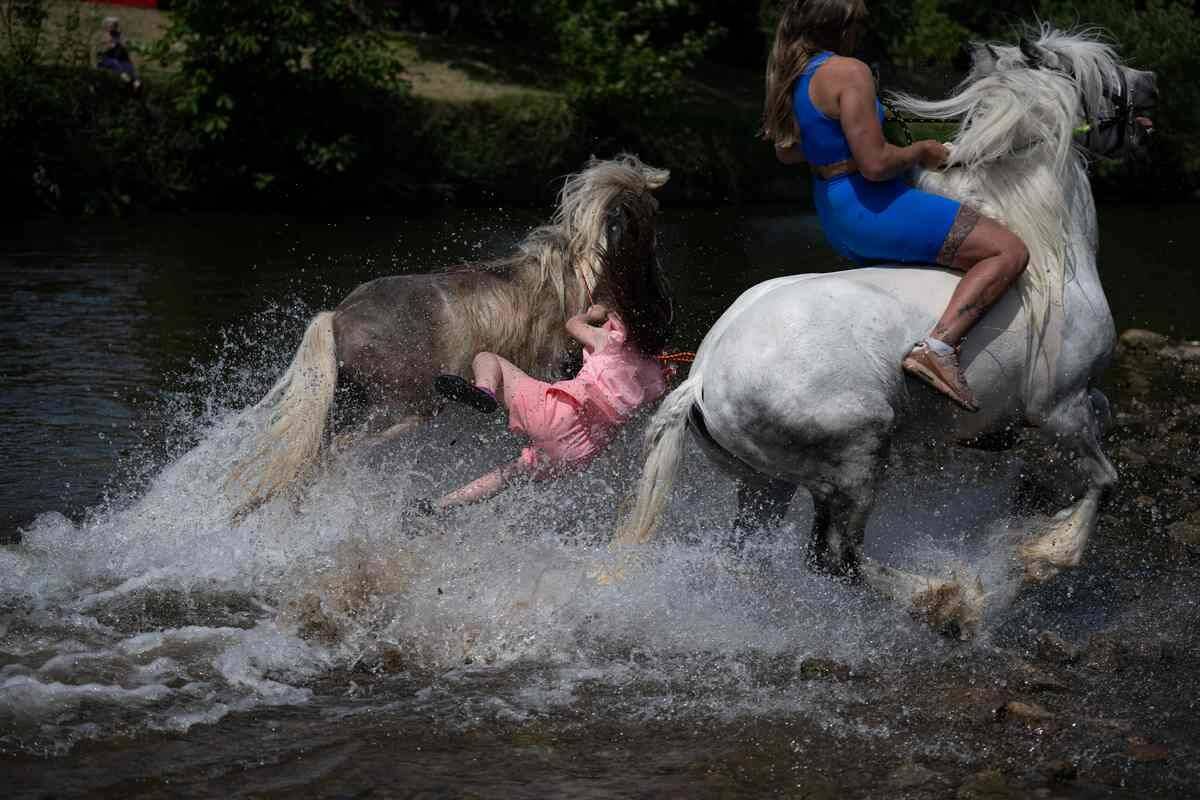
[{"xmin": 762, "ymin": 0, "xmax": 1029, "ymax": 412}]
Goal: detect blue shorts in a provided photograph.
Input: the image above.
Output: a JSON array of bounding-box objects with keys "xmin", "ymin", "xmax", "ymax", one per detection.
[{"xmin": 813, "ymin": 174, "xmax": 966, "ymax": 266}]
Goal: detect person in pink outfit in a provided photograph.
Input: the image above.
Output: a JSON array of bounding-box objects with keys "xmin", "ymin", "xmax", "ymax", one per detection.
[{"xmin": 429, "ymin": 302, "xmax": 673, "ymax": 512}]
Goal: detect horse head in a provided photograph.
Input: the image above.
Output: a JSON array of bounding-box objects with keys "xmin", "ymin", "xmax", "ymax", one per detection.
[
  {"xmin": 964, "ymin": 27, "xmax": 1157, "ymax": 159},
  {"xmin": 594, "ymin": 188, "xmax": 674, "ymax": 353},
  {"xmin": 553, "ymin": 154, "xmax": 669, "ymax": 306},
  {"xmin": 891, "ymin": 25, "xmax": 1155, "ymax": 361}
]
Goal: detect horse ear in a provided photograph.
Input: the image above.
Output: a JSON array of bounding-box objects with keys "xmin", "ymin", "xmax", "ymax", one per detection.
[{"xmin": 1019, "ymin": 37, "xmax": 1044, "ymax": 68}]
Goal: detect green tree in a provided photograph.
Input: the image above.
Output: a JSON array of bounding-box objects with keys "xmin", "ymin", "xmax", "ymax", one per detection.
[
  {"xmin": 155, "ymin": 0, "xmax": 409, "ymax": 194},
  {"xmin": 548, "ymin": 0, "xmax": 723, "ymax": 114},
  {"xmin": 893, "ymin": 0, "xmax": 972, "ymax": 66},
  {"xmin": 0, "ymin": 0, "xmax": 48, "ymax": 66}
]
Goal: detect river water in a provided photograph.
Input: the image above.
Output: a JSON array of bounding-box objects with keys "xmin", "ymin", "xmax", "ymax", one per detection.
[{"xmin": 2, "ymin": 203, "xmax": 1199, "ymax": 797}]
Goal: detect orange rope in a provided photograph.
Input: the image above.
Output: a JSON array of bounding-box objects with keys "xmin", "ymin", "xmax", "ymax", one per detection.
[{"xmin": 657, "ymin": 351, "xmax": 697, "ymax": 364}]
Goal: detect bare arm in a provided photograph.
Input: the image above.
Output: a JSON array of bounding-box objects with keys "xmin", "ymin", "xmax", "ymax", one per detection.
[
  {"xmin": 435, "ymin": 458, "xmax": 529, "ymax": 511},
  {"xmin": 565, "ymin": 303, "xmax": 610, "ymax": 353},
  {"xmin": 827, "ymin": 59, "xmax": 947, "ymax": 181}
]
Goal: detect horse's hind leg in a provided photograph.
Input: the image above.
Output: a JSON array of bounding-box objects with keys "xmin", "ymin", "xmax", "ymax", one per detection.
[
  {"xmin": 731, "ymin": 475, "xmax": 796, "ymax": 551},
  {"xmin": 806, "ymin": 487, "xmax": 871, "ymax": 578},
  {"xmin": 803, "ymin": 428, "xmax": 892, "ymax": 577},
  {"xmin": 1020, "ymin": 390, "xmax": 1118, "ymax": 582},
  {"xmin": 803, "ymin": 448, "xmax": 985, "ymax": 638}
]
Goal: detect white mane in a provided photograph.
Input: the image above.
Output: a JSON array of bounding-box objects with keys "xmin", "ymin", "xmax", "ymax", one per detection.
[
  {"xmin": 888, "ymin": 26, "xmax": 1123, "ymax": 351},
  {"xmin": 521, "ymin": 154, "xmax": 670, "ymax": 317}
]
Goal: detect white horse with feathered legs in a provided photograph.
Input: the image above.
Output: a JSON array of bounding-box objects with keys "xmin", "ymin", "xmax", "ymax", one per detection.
[{"xmin": 613, "ymin": 27, "xmax": 1157, "ymax": 637}]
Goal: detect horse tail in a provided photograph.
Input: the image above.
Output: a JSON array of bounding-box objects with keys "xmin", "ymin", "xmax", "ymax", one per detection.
[
  {"xmin": 613, "ymin": 373, "xmax": 701, "ymax": 546},
  {"xmin": 228, "ymin": 312, "xmax": 338, "ymax": 517}
]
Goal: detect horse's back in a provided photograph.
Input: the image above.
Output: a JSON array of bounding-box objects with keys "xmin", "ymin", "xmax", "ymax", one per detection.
[{"xmin": 699, "ymin": 270, "xmax": 929, "ymax": 387}]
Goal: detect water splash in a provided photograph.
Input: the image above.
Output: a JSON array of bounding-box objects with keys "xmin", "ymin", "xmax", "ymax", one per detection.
[{"xmin": 0, "ymin": 314, "xmax": 1030, "ymax": 755}]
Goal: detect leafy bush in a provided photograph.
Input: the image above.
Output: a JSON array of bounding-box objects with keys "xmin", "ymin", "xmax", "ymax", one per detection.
[
  {"xmin": 397, "ymin": 0, "xmax": 558, "ymax": 44},
  {"xmin": 154, "ymin": 0, "xmax": 410, "ymax": 196},
  {"xmin": 416, "ymin": 92, "xmax": 578, "ymax": 201},
  {"xmin": 548, "ymin": 0, "xmax": 723, "ymax": 120},
  {"xmin": 0, "ymin": 0, "xmax": 49, "ymax": 66},
  {"xmin": 891, "ymin": 0, "xmax": 972, "ymax": 67},
  {"xmin": 0, "ymin": 0, "xmax": 185, "ymax": 213},
  {"xmin": 402, "ymin": 1, "xmax": 722, "ymax": 117}
]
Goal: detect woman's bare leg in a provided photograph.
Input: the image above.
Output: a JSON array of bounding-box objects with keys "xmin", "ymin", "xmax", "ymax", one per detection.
[
  {"xmin": 932, "ymin": 216, "xmax": 1029, "ymax": 346},
  {"xmin": 903, "ymin": 215, "xmax": 1028, "ymax": 411},
  {"xmin": 472, "ymin": 352, "xmax": 542, "ymax": 414}
]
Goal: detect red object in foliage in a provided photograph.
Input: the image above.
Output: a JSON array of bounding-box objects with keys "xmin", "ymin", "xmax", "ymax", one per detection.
[{"xmin": 83, "ymin": 0, "xmax": 159, "ymax": 8}]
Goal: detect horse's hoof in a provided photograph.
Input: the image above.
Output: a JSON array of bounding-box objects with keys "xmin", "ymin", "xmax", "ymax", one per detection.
[
  {"xmin": 805, "ymin": 550, "xmax": 859, "ymax": 581},
  {"xmin": 910, "ymin": 578, "xmax": 985, "ymax": 641},
  {"xmin": 589, "ymin": 564, "xmax": 626, "ymax": 586},
  {"xmin": 1018, "ymin": 524, "xmax": 1084, "ymax": 584},
  {"xmin": 1019, "ymin": 552, "xmax": 1064, "ymax": 584},
  {"xmin": 860, "ymin": 561, "xmax": 985, "ymax": 641},
  {"xmin": 589, "ymin": 549, "xmax": 649, "ymax": 586},
  {"xmin": 409, "ymin": 497, "xmax": 438, "ymax": 517}
]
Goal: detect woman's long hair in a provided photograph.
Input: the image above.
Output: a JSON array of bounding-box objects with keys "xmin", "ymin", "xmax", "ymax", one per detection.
[{"xmin": 762, "ymin": 0, "xmax": 868, "ymax": 148}]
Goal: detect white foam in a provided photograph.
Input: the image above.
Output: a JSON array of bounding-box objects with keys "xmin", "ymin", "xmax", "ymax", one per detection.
[{"xmin": 1, "ymin": 349, "xmax": 1025, "ymax": 752}]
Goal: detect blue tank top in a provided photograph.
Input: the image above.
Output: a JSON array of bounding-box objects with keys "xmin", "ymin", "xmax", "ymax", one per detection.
[
  {"xmin": 792, "ymin": 51, "xmax": 884, "ymax": 166},
  {"xmin": 790, "ymin": 51, "xmax": 965, "ymax": 267}
]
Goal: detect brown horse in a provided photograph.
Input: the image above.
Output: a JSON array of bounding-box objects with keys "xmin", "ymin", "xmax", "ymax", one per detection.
[{"xmin": 229, "ymin": 154, "xmax": 671, "ymax": 514}]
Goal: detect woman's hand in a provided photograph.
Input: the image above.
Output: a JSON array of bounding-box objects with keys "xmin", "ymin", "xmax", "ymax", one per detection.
[
  {"xmin": 914, "ymin": 140, "xmax": 951, "ymax": 170},
  {"xmin": 568, "ymin": 306, "xmax": 610, "ymax": 352}
]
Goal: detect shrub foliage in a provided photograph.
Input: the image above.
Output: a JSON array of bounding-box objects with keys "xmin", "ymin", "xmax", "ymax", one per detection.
[{"xmin": 153, "ymin": 0, "xmax": 409, "ymax": 196}]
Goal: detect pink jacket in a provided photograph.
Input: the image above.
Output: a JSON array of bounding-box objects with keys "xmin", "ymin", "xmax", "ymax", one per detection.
[{"xmin": 548, "ymin": 316, "xmax": 668, "ymax": 428}]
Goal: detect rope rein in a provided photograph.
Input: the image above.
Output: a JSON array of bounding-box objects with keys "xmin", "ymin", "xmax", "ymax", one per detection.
[{"xmin": 657, "ymin": 351, "xmax": 696, "ymax": 365}]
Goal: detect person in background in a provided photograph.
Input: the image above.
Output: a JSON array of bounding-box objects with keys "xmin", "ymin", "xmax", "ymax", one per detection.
[{"xmin": 97, "ymin": 17, "xmax": 142, "ymax": 93}]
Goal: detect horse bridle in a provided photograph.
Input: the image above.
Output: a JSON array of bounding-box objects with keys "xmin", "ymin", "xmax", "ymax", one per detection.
[
  {"xmin": 1019, "ymin": 37, "xmax": 1140, "ymax": 154},
  {"xmin": 1078, "ymin": 64, "xmax": 1135, "ymax": 152}
]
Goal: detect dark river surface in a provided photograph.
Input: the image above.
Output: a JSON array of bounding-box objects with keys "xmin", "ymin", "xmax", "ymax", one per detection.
[{"xmin": 2, "ymin": 202, "xmax": 1199, "ymax": 798}]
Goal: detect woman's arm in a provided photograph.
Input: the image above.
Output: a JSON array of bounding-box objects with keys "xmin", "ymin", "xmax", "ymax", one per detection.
[
  {"xmin": 434, "ymin": 458, "xmax": 529, "ymax": 511},
  {"xmin": 565, "ymin": 304, "xmax": 610, "ymax": 352},
  {"xmin": 827, "ymin": 59, "xmax": 948, "ymax": 182}
]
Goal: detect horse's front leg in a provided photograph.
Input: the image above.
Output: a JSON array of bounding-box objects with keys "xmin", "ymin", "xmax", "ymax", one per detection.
[
  {"xmin": 731, "ymin": 475, "xmax": 797, "ymax": 552},
  {"xmin": 1019, "ymin": 390, "xmax": 1118, "ymax": 582}
]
